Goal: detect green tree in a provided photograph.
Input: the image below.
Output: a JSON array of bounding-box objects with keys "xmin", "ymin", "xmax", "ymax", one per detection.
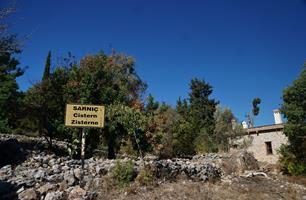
[
  {"xmin": 172, "ymin": 79, "xmax": 218, "ymax": 156},
  {"xmin": 106, "ymin": 104, "xmax": 148, "ymax": 158},
  {"xmin": 65, "ymin": 53, "xmax": 147, "ymax": 158},
  {"xmin": 176, "ymin": 97, "xmax": 188, "ymax": 117},
  {"xmin": 23, "ymin": 51, "xmax": 69, "ymax": 149},
  {"xmin": 24, "ymin": 51, "xmax": 148, "ymax": 157},
  {"xmin": 172, "ymin": 118, "xmax": 195, "ymax": 156},
  {"xmin": 0, "ymin": 5, "xmax": 24, "ymax": 133},
  {"xmin": 252, "ymin": 98, "xmax": 261, "ymax": 116},
  {"xmin": 189, "ymin": 78, "xmax": 218, "ymax": 153},
  {"xmin": 246, "ymin": 97, "xmax": 261, "ymax": 127},
  {"xmin": 151, "ymin": 103, "xmax": 178, "ymax": 158},
  {"xmin": 145, "ymin": 94, "xmax": 159, "ymax": 113},
  {"xmin": 42, "ymin": 50, "xmax": 51, "ymax": 80},
  {"xmin": 280, "ymin": 64, "xmax": 306, "ymax": 175},
  {"xmin": 214, "ymin": 106, "xmax": 244, "ymax": 152},
  {"xmin": 172, "ymin": 97, "xmax": 194, "ymax": 157}
]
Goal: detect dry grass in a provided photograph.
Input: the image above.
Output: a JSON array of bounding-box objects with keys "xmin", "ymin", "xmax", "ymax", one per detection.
[{"xmin": 93, "ymin": 175, "xmax": 306, "ymax": 200}]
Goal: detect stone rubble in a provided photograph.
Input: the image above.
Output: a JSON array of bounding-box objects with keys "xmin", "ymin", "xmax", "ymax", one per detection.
[{"xmin": 0, "ymin": 135, "xmax": 261, "ymax": 200}]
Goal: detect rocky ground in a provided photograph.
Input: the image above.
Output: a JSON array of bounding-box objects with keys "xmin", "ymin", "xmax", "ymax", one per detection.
[{"xmin": 0, "ymin": 134, "xmax": 306, "ymax": 200}]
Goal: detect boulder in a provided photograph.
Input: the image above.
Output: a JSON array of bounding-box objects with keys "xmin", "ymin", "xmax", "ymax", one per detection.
[
  {"xmin": 18, "ymin": 188, "xmax": 38, "ymax": 200},
  {"xmin": 64, "ymin": 170, "xmax": 76, "ymax": 186},
  {"xmin": 44, "ymin": 191, "xmax": 63, "ymax": 200},
  {"xmin": 37, "ymin": 183, "xmax": 56, "ymax": 195},
  {"xmin": 0, "ymin": 165, "xmax": 12, "ymax": 180},
  {"xmin": 221, "ymin": 150, "xmax": 259, "ymax": 175},
  {"xmin": 68, "ymin": 186, "xmax": 86, "ymax": 200}
]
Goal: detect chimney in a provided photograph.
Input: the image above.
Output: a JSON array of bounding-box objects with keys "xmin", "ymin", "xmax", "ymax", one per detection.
[
  {"xmin": 231, "ymin": 119, "xmax": 237, "ymax": 130},
  {"xmin": 242, "ymin": 121, "xmax": 248, "ymax": 129},
  {"xmin": 273, "ymin": 109, "xmax": 282, "ymax": 124}
]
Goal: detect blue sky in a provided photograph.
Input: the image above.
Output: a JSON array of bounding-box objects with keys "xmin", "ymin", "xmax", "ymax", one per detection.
[{"xmin": 3, "ymin": 0, "xmax": 306, "ymax": 126}]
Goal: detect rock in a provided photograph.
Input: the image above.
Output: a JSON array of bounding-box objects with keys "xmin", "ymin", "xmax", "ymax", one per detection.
[
  {"xmin": 47, "ymin": 174, "xmax": 64, "ymax": 182},
  {"xmin": 18, "ymin": 188, "xmax": 38, "ymax": 200},
  {"xmin": 17, "ymin": 186, "xmax": 25, "ymax": 193},
  {"xmin": 64, "ymin": 170, "xmax": 76, "ymax": 186},
  {"xmin": 0, "ymin": 165, "xmax": 12, "ymax": 180},
  {"xmin": 74, "ymin": 168, "xmax": 83, "ymax": 180},
  {"xmin": 58, "ymin": 180, "xmax": 68, "ymax": 191},
  {"xmin": 37, "ymin": 183, "xmax": 55, "ymax": 195},
  {"xmin": 236, "ymin": 151, "xmax": 259, "ymax": 172},
  {"xmin": 68, "ymin": 186, "xmax": 86, "ymax": 200},
  {"xmin": 221, "ymin": 150, "xmax": 259, "ymax": 175},
  {"xmin": 52, "ymin": 164, "xmax": 61, "ymax": 174},
  {"xmin": 44, "ymin": 191, "xmax": 63, "ymax": 200},
  {"xmin": 49, "ymin": 158, "xmax": 56, "ymax": 166},
  {"xmin": 42, "ymin": 156, "xmax": 49, "ymax": 164},
  {"xmin": 34, "ymin": 169, "xmax": 45, "ymax": 180},
  {"xmin": 144, "ymin": 154, "xmax": 158, "ymax": 161},
  {"xmin": 62, "ymin": 165, "xmax": 70, "ymax": 171}
]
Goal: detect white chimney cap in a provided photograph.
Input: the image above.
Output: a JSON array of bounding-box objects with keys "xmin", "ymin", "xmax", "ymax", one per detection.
[
  {"xmin": 242, "ymin": 121, "xmax": 248, "ymax": 129},
  {"xmin": 273, "ymin": 109, "xmax": 283, "ymax": 124}
]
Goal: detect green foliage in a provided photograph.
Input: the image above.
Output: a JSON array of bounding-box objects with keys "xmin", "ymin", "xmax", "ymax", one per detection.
[
  {"xmin": 23, "ymin": 52, "xmax": 147, "ymax": 157},
  {"xmin": 195, "ymin": 130, "xmax": 218, "ymax": 153},
  {"xmin": 280, "ymin": 65, "xmax": 306, "ymax": 175},
  {"xmin": 214, "ymin": 106, "xmax": 238, "ymax": 152},
  {"xmin": 135, "ymin": 165, "xmax": 155, "ymax": 186},
  {"xmin": 246, "ymin": 97, "xmax": 261, "ymax": 128},
  {"xmin": 288, "ymin": 161, "xmax": 305, "ymax": 176},
  {"xmin": 189, "ymin": 79, "xmax": 217, "ymax": 135},
  {"xmin": 172, "ymin": 79, "xmax": 219, "ymax": 156},
  {"xmin": 0, "ymin": 6, "xmax": 24, "ymax": 133},
  {"xmin": 106, "ymin": 104, "xmax": 149, "ymax": 158},
  {"xmin": 252, "ymin": 98, "xmax": 261, "ymax": 116},
  {"xmin": 42, "ymin": 50, "xmax": 51, "ymax": 80},
  {"xmin": 278, "ymin": 144, "xmax": 294, "ymax": 173},
  {"xmin": 145, "ymin": 94, "xmax": 159, "ymax": 113},
  {"xmin": 22, "ymin": 53, "xmax": 70, "ymax": 149},
  {"xmin": 239, "ymin": 136, "xmax": 253, "ymax": 149},
  {"xmin": 172, "ymin": 118, "xmax": 195, "ymax": 156},
  {"xmin": 144, "ymin": 100, "xmax": 179, "ymax": 158},
  {"xmin": 111, "ymin": 160, "xmax": 135, "ymax": 188},
  {"xmin": 189, "ymin": 79, "xmax": 218, "ymax": 153},
  {"xmin": 278, "ymin": 144, "xmax": 305, "ymax": 175},
  {"xmin": 119, "ymin": 138, "xmax": 138, "ymax": 156},
  {"xmin": 176, "ymin": 98, "xmax": 188, "ymax": 117}
]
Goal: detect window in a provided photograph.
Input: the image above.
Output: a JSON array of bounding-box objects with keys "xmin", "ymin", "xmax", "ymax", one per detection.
[{"xmin": 265, "ymin": 141, "xmax": 273, "ymax": 155}]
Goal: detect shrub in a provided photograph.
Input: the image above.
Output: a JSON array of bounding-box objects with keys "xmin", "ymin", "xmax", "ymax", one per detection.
[
  {"xmin": 111, "ymin": 160, "xmax": 135, "ymax": 188},
  {"xmin": 288, "ymin": 162, "xmax": 305, "ymax": 176},
  {"xmin": 278, "ymin": 144, "xmax": 305, "ymax": 175},
  {"xmin": 135, "ymin": 165, "xmax": 155, "ymax": 186},
  {"xmin": 278, "ymin": 144, "xmax": 294, "ymax": 174}
]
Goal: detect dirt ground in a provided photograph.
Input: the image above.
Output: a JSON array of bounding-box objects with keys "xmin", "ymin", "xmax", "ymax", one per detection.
[{"xmin": 95, "ymin": 175, "xmax": 306, "ymax": 200}]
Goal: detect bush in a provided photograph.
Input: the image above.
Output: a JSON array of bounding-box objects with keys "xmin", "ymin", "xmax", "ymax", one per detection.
[
  {"xmin": 278, "ymin": 144, "xmax": 294, "ymax": 174},
  {"xmin": 111, "ymin": 160, "xmax": 136, "ymax": 188},
  {"xmin": 136, "ymin": 165, "xmax": 155, "ymax": 186},
  {"xmin": 278, "ymin": 144, "xmax": 305, "ymax": 175},
  {"xmin": 288, "ymin": 162, "xmax": 305, "ymax": 176}
]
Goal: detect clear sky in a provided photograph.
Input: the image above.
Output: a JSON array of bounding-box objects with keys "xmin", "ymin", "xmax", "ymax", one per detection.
[{"xmin": 3, "ymin": 0, "xmax": 306, "ymax": 126}]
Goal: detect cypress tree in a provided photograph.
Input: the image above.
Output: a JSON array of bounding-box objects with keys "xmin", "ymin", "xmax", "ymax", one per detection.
[{"xmin": 42, "ymin": 51, "xmax": 51, "ymax": 80}]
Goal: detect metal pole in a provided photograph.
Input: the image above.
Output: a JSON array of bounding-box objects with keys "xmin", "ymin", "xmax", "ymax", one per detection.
[{"xmin": 81, "ymin": 128, "xmax": 86, "ymax": 169}]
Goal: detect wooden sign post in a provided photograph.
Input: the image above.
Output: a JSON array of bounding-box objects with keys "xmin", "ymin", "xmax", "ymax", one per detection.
[{"xmin": 65, "ymin": 104, "xmax": 105, "ymax": 168}]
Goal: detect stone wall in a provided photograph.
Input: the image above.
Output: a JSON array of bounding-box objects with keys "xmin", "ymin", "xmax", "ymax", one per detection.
[{"xmin": 234, "ymin": 130, "xmax": 288, "ymax": 164}]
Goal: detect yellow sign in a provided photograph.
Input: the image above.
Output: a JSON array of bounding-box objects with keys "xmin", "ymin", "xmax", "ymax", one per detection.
[{"xmin": 65, "ymin": 104, "xmax": 105, "ymax": 128}]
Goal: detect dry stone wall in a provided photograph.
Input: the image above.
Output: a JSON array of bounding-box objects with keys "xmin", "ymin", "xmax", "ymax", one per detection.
[{"xmin": 0, "ymin": 135, "xmax": 260, "ymax": 200}]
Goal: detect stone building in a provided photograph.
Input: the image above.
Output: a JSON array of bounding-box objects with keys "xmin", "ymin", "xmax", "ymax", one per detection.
[{"xmin": 233, "ymin": 109, "xmax": 288, "ymax": 164}]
